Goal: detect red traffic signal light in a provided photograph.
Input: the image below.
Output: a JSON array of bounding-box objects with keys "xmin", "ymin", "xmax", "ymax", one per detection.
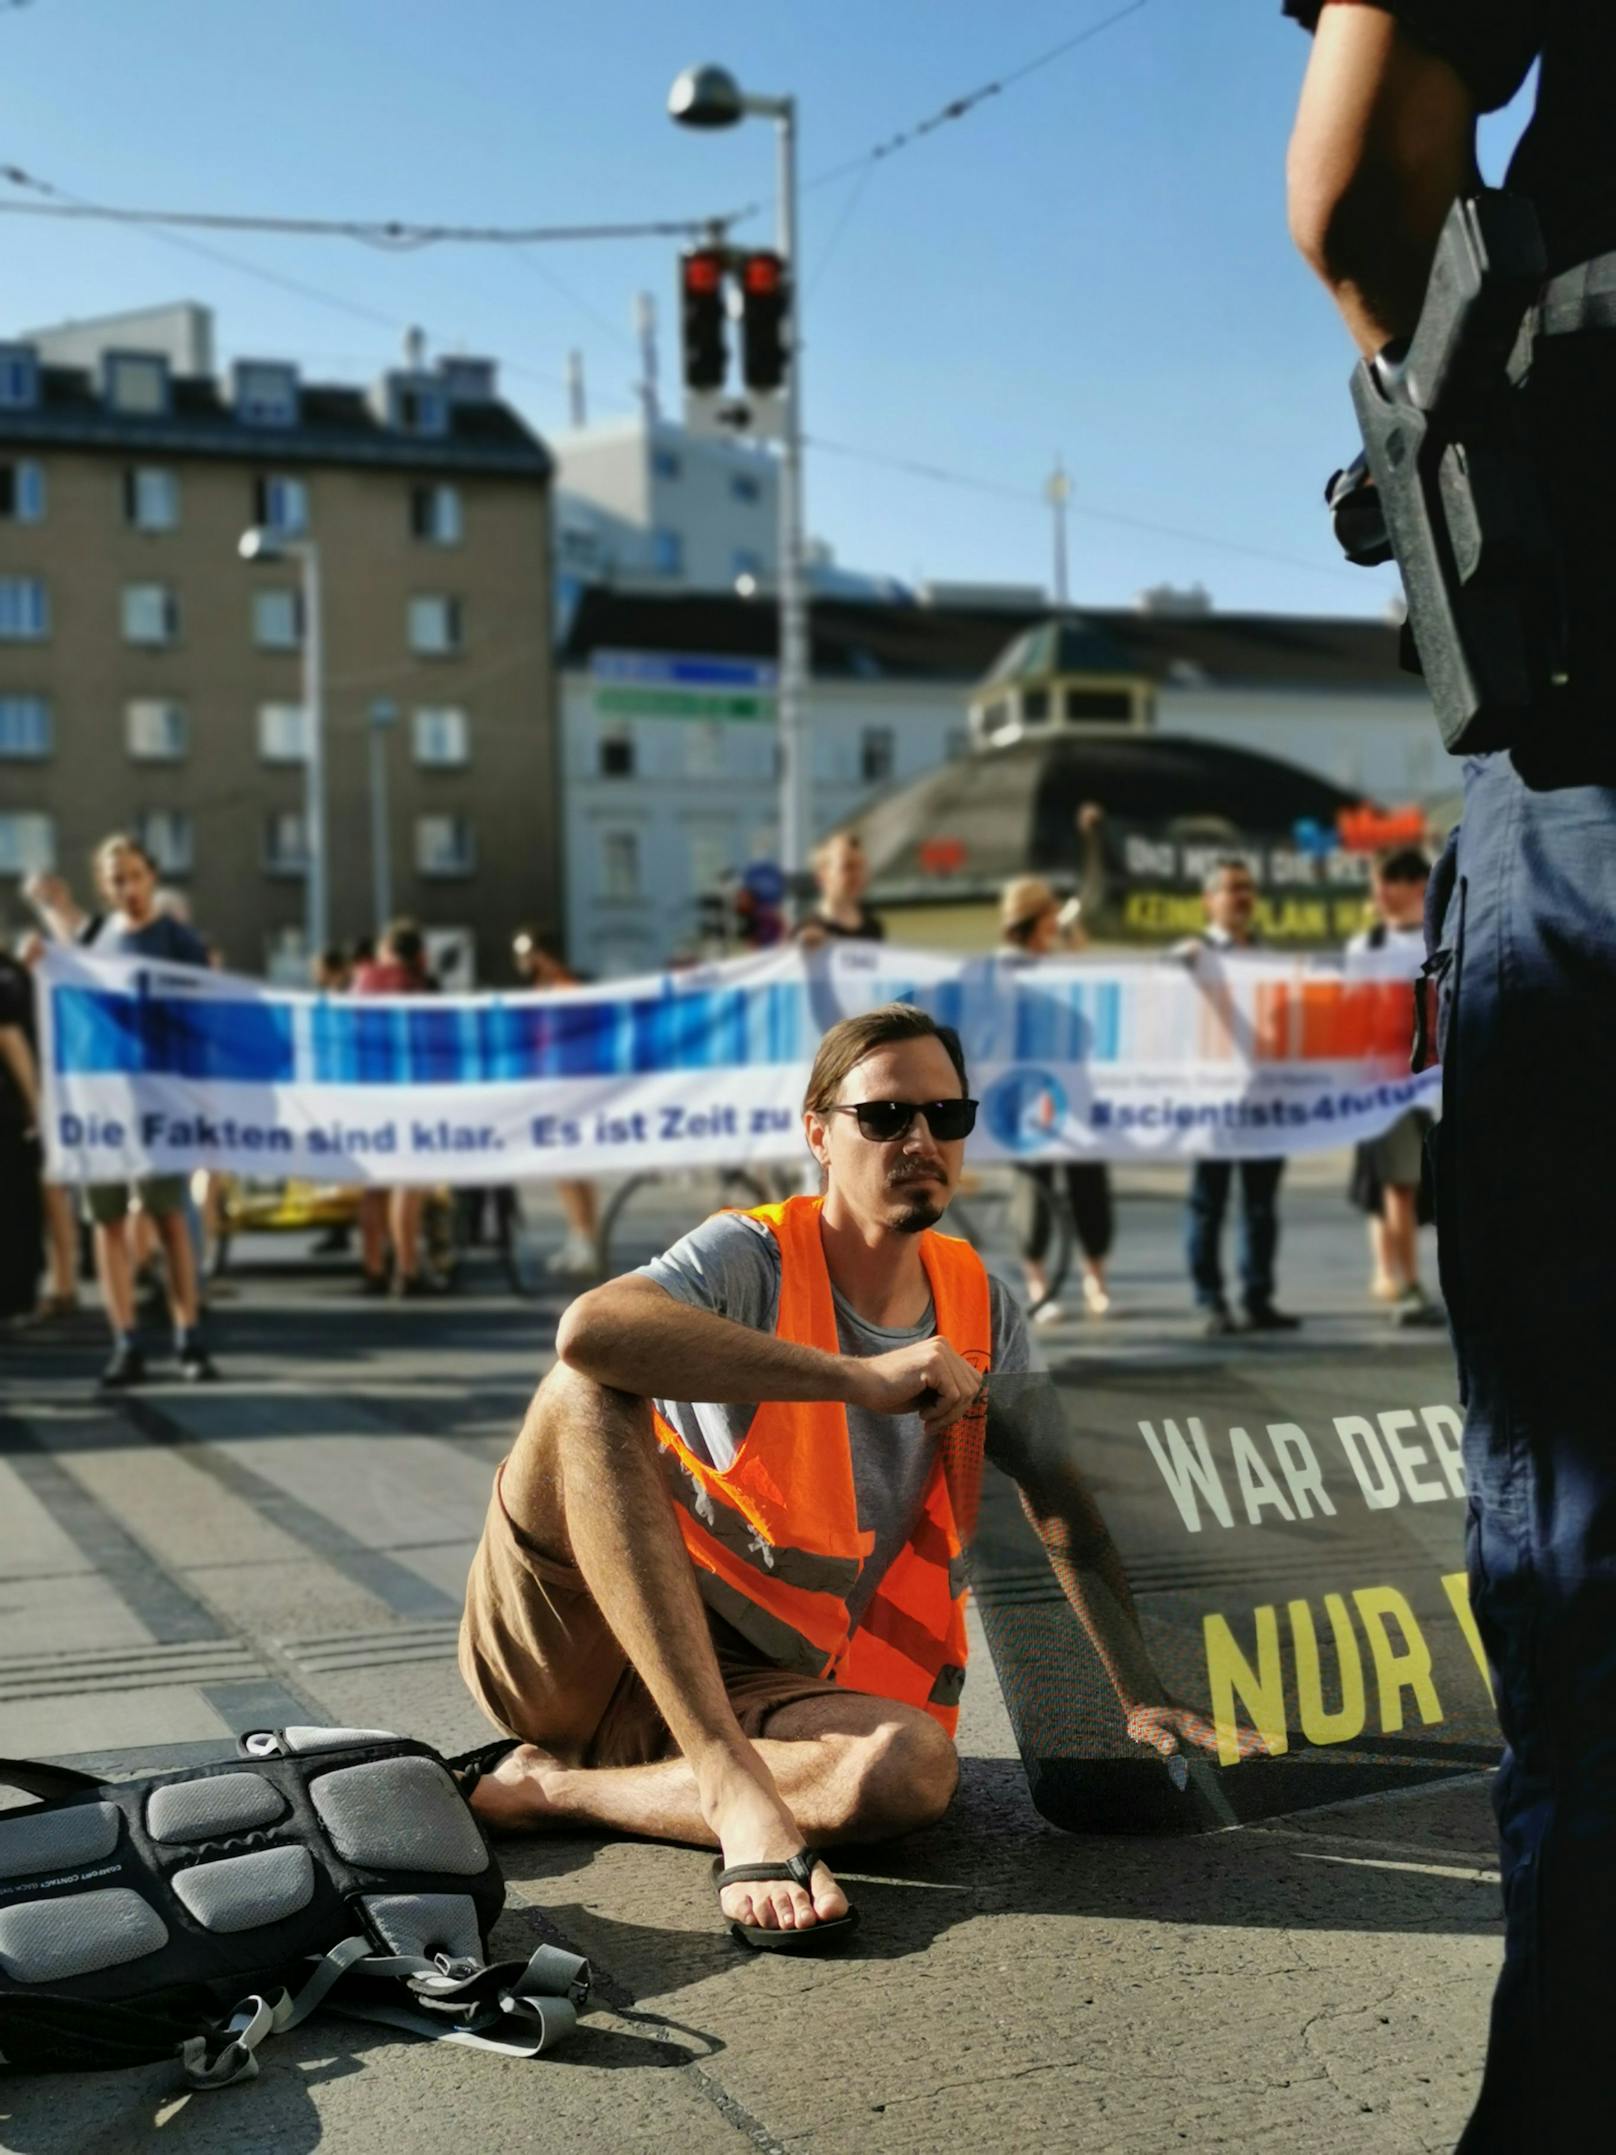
[
  {"xmin": 680, "ymin": 247, "xmax": 729, "ymax": 391},
  {"xmin": 739, "ymin": 249, "xmax": 790, "ymax": 394}
]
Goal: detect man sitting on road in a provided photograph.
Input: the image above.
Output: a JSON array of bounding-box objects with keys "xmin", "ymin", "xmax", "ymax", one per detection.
[{"xmin": 458, "ymin": 1003, "xmax": 1235, "ymax": 1947}]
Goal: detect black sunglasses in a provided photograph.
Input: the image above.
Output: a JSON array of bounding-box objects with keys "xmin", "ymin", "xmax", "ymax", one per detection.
[{"xmin": 831, "ymin": 1098, "xmax": 979, "ymax": 1144}]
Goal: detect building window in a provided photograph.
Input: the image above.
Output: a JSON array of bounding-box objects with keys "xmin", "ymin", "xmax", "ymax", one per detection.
[
  {"xmin": 650, "ymin": 528, "xmax": 684, "ymax": 577},
  {"xmin": 1064, "ymin": 687, "xmax": 1133, "ymax": 725},
  {"xmin": 0, "ymin": 461, "xmax": 45, "ymax": 523},
  {"xmin": 415, "ymin": 814, "xmax": 475, "ymax": 876},
  {"xmin": 398, "ymin": 383, "xmax": 449, "ymax": 436},
  {"xmin": 125, "ymin": 468, "xmax": 179, "ymax": 533},
  {"xmin": 264, "ymin": 811, "xmax": 309, "ymax": 875},
  {"xmin": 730, "ymin": 471, "xmax": 761, "ymax": 504},
  {"xmin": 104, "ymin": 353, "xmax": 169, "ymax": 415},
  {"xmin": 652, "ymin": 446, "xmax": 682, "ymax": 481},
  {"xmin": 257, "ymin": 703, "xmax": 310, "ymax": 763},
  {"xmin": 135, "ymin": 810, "xmax": 193, "ymax": 877},
  {"xmin": 123, "ymin": 583, "xmax": 180, "ymax": 646},
  {"xmin": 599, "ymin": 731, "xmax": 635, "ymax": 778},
  {"xmin": 408, "ymin": 594, "xmax": 462, "ymax": 656},
  {"xmin": 126, "ymin": 699, "xmax": 188, "ymax": 761},
  {"xmin": 601, "ymin": 829, "xmax": 641, "ymax": 901},
  {"xmin": 255, "ymin": 474, "xmax": 309, "ymax": 535},
  {"xmin": 979, "ymin": 698, "xmax": 1014, "ymax": 740},
  {"xmin": 860, "ymin": 726, "xmax": 896, "ymax": 785},
  {"xmin": 0, "ymin": 812, "xmax": 54, "ymax": 876},
  {"xmin": 235, "ymin": 361, "xmax": 299, "ymax": 427},
  {"xmin": 685, "ymin": 721, "xmax": 727, "ymax": 778},
  {"xmin": 731, "ymin": 547, "xmax": 763, "ymax": 583},
  {"xmin": 0, "ymin": 697, "xmax": 50, "ymax": 758},
  {"xmin": 0, "ymin": 578, "xmax": 48, "ymax": 641},
  {"xmin": 253, "ymin": 588, "xmax": 302, "ymax": 650},
  {"xmin": 0, "ymin": 348, "xmax": 39, "ymax": 410},
  {"xmin": 1021, "ymin": 688, "xmax": 1051, "ymax": 726},
  {"xmin": 412, "ymin": 706, "xmax": 469, "ymax": 767},
  {"xmin": 410, "ymin": 483, "xmax": 462, "ymax": 544}
]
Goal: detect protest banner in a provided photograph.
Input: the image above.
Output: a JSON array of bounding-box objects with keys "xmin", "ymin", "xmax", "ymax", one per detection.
[
  {"xmin": 39, "ymin": 939, "xmax": 1436, "ymax": 1185},
  {"xmin": 973, "ymin": 1340, "xmax": 1484, "ymax": 1833},
  {"xmin": 1092, "ymin": 817, "xmax": 1378, "ymax": 946}
]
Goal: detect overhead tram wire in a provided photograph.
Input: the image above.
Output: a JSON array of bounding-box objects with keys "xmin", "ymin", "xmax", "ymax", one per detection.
[
  {"xmin": 805, "ymin": 435, "xmax": 1374, "ymax": 590},
  {"xmin": 716, "ymin": 0, "xmax": 1151, "ymax": 231}
]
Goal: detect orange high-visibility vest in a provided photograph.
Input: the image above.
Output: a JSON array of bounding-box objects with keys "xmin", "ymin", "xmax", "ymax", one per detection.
[{"xmin": 652, "ymin": 1194, "xmax": 993, "ymax": 1736}]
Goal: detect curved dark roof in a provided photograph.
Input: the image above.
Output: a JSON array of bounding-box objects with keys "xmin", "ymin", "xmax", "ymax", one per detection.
[
  {"xmin": 561, "ymin": 589, "xmax": 1415, "ymax": 692},
  {"xmin": 980, "ymin": 616, "xmax": 1139, "ymax": 685},
  {"xmin": 857, "ymin": 733, "xmax": 1364, "ymax": 897}
]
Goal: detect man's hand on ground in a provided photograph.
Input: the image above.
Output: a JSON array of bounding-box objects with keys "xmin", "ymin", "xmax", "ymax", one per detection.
[
  {"xmin": 847, "ymin": 1336, "xmax": 984, "ymax": 1435},
  {"xmin": 1126, "ymin": 1699, "xmax": 1272, "ymax": 1762}
]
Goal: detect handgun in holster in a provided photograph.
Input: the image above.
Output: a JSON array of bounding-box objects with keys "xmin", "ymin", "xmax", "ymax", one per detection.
[{"xmin": 1327, "ymin": 190, "xmax": 1564, "ymax": 754}]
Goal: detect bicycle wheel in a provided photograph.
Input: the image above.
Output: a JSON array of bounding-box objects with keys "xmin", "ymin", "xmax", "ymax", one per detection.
[
  {"xmin": 951, "ymin": 1165, "xmax": 1071, "ymax": 1317},
  {"xmin": 601, "ymin": 1167, "xmax": 768, "ymax": 1276}
]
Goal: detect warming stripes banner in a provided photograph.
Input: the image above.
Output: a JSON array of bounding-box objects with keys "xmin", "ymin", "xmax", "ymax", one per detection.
[{"xmin": 39, "ymin": 941, "xmax": 1439, "ymax": 1187}]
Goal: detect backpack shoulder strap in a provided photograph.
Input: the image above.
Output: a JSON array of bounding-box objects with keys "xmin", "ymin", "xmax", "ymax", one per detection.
[{"xmin": 0, "ymin": 1757, "xmax": 102, "ymax": 1801}]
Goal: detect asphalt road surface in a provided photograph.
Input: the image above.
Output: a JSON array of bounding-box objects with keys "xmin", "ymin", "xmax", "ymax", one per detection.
[{"xmin": 0, "ymin": 1160, "xmax": 1497, "ymax": 2152}]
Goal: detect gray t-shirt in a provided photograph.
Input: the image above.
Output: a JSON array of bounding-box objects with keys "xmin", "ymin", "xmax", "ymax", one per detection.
[{"xmin": 641, "ymin": 1210, "xmax": 1039, "ymax": 1628}]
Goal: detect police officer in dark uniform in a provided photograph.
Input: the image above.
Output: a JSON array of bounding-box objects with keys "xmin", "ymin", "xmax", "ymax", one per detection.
[{"xmin": 1285, "ymin": 5, "xmax": 1616, "ymax": 2146}]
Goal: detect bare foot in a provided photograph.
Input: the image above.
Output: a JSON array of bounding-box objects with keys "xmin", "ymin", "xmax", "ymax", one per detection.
[
  {"xmin": 702, "ymin": 1758, "xmax": 848, "ymax": 1934},
  {"xmin": 467, "ymin": 1742, "xmax": 572, "ymax": 1834}
]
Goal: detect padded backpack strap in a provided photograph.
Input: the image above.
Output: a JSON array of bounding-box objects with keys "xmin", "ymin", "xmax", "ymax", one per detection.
[{"xmin": 0, "ymin": 1756, "xmax": 102, "ymax": 1802}]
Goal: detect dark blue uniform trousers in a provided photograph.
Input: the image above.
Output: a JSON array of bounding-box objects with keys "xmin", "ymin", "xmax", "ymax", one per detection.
[{"xmin": 1439, "ymin": 752, "xmax": 1616, "ymax": 2149}]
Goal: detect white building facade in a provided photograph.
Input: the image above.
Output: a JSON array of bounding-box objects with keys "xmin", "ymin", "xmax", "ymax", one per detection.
[{"xmin": 558, "ymin": 590, "xmax": 1441, "ymax": 979}]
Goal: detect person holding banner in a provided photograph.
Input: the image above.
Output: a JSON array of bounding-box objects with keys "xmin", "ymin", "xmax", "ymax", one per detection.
[
  {"xmin": 458, "ymin": 1002, "xmax": 1243, "ymax": 1947},
  {"xmin": 1176, "ymin": 860, "xmax": 1301, "ymax": 1338},
  {"xmin": 794, "ymin": 832, "xmax": 886, "ymax": 950},
  {"xmin": 997, "ymin": 874, "xmax": 1115, "ymax": 1321},
  {"xmin": 511, "ymin": 927, "xmax": 600, "ymax": 1280},
  {"xmin": 24, "ymin": 836, "xmax": 217, "ymax": 1386},
  {"xmin": 1345, "ymin": 847, "xmax": 1440, "ymax": 1327}
]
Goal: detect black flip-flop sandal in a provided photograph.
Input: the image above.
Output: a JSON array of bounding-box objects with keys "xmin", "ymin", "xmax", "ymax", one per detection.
[{"xmin": 712, "ymin": 1849, "xmax": 859, "ymax": 1954}]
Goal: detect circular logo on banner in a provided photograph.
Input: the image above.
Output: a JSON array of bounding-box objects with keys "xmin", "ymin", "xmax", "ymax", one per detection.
[{"xmin": 984, "ymin": 1068, "xmax": 1069, "ymax": 1155}]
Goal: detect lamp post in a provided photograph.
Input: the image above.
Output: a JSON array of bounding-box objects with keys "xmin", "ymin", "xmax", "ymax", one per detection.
[
  {"xmin": 668, "ymin": 64, "xmax": 810, "ymax": 904},
  {"xmin": 368, "ymin": 697, "xmax": 399, "ymax": 932},
  {"xmin": 239, "ymin": 527, "xmax": 326, "ymax": 956}
]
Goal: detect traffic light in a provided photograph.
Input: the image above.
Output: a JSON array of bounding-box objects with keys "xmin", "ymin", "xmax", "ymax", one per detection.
[
  {"xmin": 739, "ymin": 250, "xmax": 790, "ymax": 394},
  {"xmin": 680, "ymin": 247, "xmax": 728, "ymax": 392}
]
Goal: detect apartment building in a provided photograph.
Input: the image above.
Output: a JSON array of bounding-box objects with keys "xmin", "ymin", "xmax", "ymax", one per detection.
[{"xmin": 0, "ymin": 307, "xmax": 557, "ymax": 982}]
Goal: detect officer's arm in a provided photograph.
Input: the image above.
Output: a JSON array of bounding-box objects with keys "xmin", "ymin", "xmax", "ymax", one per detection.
[{"xmin": 1286, "ymin": 3, "xmax": 1477, "ymax": 353}]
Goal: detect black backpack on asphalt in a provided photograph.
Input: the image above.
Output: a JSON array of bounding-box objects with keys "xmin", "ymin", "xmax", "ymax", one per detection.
[{"xmin": 0, "ymin": 1727, "xmax": 589, "ymax": 2088}]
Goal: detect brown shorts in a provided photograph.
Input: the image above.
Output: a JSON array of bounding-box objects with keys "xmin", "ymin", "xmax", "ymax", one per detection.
[{"xmin": 457, "ymin": 1464, "xmax": 849, "ymax": 1767}]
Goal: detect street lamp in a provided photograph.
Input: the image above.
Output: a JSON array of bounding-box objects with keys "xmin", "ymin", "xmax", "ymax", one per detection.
[
  {"xmin": 239, "ymin": 526, "xmax": 326, "ymax": 957},
  {"xmin": 669, "ymin": 62, "xmax": 811, "ymax": 905},
  {"xmin": 368, "ymin": 698, "xmax": 399, "ymax": 932}
]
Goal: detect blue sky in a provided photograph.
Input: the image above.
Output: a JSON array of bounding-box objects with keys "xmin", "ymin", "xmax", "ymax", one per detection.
[{"xmin": 1, "ymin": 0, "xmax": 1533, "ymax": 617}]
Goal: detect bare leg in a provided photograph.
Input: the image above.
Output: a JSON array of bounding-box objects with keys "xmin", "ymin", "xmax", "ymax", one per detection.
[
  {"xmin": 1384, "ymin": 1184, "xmax": 1420, "ymax": 1292},
  {"xmin": 557, "ymin": 1179, "xmax": 598, "ymax": 1239},
  {"xmin": 1368, "ymin": 1213, "xmax": 1397, "ymax": 1296},
  {"xmin": 359, "ymin": 1191, "xmax": 388, "ymax": 1281},
  {"xmin": 390, "ymin": 1188, "xmax": 422, "ymax": 1281},
  {"xmin": 154, "ymin": 1210, "xmax": 200, "ymax": 1331},
  {"xmin": 496, "ymin": 1365, "xmax": 853, "ymax": 1932},
  {"xmin": 43, "ymin": 1185, "xmax": 76, "ymax": 1303},
  {"xmin": 94, "ymin": 1217, "xmax": 135, "ymax": 1338},
  {"xmin": 474, "ymin": 1690, "xmax": 956, "ymax": 1854}
]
